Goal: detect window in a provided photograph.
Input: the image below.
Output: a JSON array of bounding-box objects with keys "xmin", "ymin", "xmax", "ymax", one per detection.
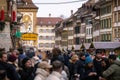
[
  {"xmin": 39, "ymin": 36, "xmax": 43, "ymax": 40},
  {"xmin": 109, "ymin": 18, "xmax": 112, "ymax": 28},
  {"xmin": 106, "ymin": 19, "xmax": 109, "ymax": 28},
  {"xmin": 114, "ymin": 29, "xmax": 117, "ymax": 38},
  {"xmin": 107, "ymin": 5, "xmax": 111, "ymax": 13},
  {"xmin": 75, "ymin": 26, "xmax": 80, "ymax": 34},
  {"xmin": 39, "ymin": 29, "xmax": 43, "ymax": 33},
  {"xmin": 75, "ymin": 37, "xmax": 80, "ymax": 44},
  {"xmin": 114, "ymin": 0, "xmax": 117, "ymax": 7},
  {"xmin": 81, "ymin": 26, "xmax": 85, "ymax": 33},
  {"xmin": 118, "ymin": 0, "xmax": 120, "ymax": 6},
  {"xmin": 39, "ymin": 43, "xmax": 44, "ymax": 47},
  {"xmin": 100, "ymin": 5, "xmax": 111, "ymax": 16},
  {"xmin": 101, "ymin": 34, "xmax": 111, "ymax": 41},
  {"xmin": 118, "ymin": 11, "xmax": 120, "ymax": 22},
  {"xmin": 114, "ymin": 12, "xmax": 117, "ymax": 22}
]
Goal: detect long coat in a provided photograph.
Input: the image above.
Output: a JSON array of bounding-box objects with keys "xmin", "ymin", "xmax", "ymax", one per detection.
[
  {"xmin": 46, "ymin": 71, "xmax": 64, "ymax": 80},
  {"xmin": 34, "ymin": 68, "xmax": 49, "ymax": 80},
  {"xmin": 103, "ymin": 60, "xmax": 120, "ymax": 80}
]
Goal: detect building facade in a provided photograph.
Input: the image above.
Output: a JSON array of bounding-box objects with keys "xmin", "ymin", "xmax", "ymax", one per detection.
[
  {"xmin": 17, "ymin": 0, "xmax": 38, "ymax": 47},
  {"xmin": 112, "ymin": 0, "xmax": 120, "ymax": 42},
  {"xmin": 37, "ymin": 16, "xmax": 62, "ymax": 51},
  {"xmin": 55, "ymin": 0, "xmax": 120, "ymax": 51}
]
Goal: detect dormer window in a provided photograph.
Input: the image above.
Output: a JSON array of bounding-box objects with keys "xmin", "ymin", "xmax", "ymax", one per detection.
[
  {"xmin": 25, "ymin": 2, "xmax": 28, "ymax": 5},
  {"xmin": 40, "ymin": 21, "xmax": 43, "ymax": 24},
  {"xmin": 48, "ymin": 21, "xmax": 51, "ymax": 24}
]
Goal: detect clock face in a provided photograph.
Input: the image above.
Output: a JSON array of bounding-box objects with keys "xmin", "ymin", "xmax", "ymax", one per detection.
[
  {"xmin": 22, "ymin": 15, "xmax": 31, "ymax": 23},
  {"xmin": 22, "ymin": 15, "xmax": 32, "ymax": 30}
]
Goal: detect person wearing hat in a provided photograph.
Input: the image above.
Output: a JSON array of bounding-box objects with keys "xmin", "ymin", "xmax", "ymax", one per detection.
[
  {"xmin": 19, "ymin": 57, "xmax": 36, "ymax": 80},
  {"xmin": 93, "ymin": 49, "xmax": 103, "ymax": 80},
  {"xmin": 34, "ymin": 61, "xmax": 52, "ymax": 80},
  {"xmin": 75, "ymin": 52, "xmax": 86, "ymax": 80},
  {"xmin": 82, "ymin": 56, "xmax": 98, "ymax": 80},
  {"xmin": 102, "ymin": 54, "xmax": 120, "ymax": 80}
]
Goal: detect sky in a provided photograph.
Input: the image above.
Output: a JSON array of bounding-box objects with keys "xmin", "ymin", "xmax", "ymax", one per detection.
[{"xmin": 32, "ymin": 0, "xmax": 88, "ymax": 18}]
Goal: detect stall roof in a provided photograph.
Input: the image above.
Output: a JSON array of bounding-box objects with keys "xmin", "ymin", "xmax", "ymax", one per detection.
[
  {"xmin": 91, "ymin": 42, "xmax": 120, "ymax": 49},
  {"xmin": 84, "ymin": 43, "xmax": 91, "ymax": 49},
  {"xmin": 74, "ymin": 45, "xmax": 82, "ymax": 50}
]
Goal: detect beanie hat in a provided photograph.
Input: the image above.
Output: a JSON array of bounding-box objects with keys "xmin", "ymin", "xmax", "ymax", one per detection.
[
  {"xmin": 96, "ymin": 49, "xmax": 102, "ymax": 54},
  {"xmin": 8, "ymin": 55, "xmax": 17, "ymax": 62},
  {"xmin": 85, "ymin": 56, "xmax": 93, "ymax": 64},
  {"xmin": 79, "ymin": 53, "xmax": 85, "ymax": 57},
  {"xmin": 22, "ymin": 57, "xmax": 30, "ymax": 66}
]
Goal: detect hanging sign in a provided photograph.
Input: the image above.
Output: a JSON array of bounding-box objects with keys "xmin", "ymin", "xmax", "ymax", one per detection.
[{"xmin": 21, "ymin": 33, "xmax": 38, "ymax": 41}]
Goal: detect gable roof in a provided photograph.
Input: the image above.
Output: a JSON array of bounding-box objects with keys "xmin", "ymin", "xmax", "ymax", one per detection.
[
  {"xmin": 37, "ymin": 17, "xmax": 63, "ymax": 25},
  {"xmin": 17, "ymin": 0, "xmax": 38, "ymax": 9}
]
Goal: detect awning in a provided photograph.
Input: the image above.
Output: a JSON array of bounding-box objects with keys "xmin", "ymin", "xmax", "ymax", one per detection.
[{"xmin": 90, "ymin": 42, "xmax": 120, "ymax": 49}]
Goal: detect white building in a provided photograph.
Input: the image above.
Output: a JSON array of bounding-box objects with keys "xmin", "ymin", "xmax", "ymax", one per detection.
[{"xmin": 37, "ymin": 16, "xmax": 62, "ymax": 51}]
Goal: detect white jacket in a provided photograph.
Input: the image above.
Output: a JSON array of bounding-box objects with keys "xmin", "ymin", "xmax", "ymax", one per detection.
[
  {"xmin": 34, "ymin": 68, "xmax": 49, "ymax": 80},
  {"xmin": 46, "ymin": 71, "xmax": 64, "ymax": 80}
]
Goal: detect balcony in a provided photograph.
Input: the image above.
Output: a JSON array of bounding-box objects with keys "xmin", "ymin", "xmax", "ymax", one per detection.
[
  {"xmin": 76, "ymin": 20, "xmax": 81, "ymax": 23},
  {"xmin": 100, "ymin": 28, "xmax": 112, "ymax": 33},
  {"xmin": 93, "ymin": 30, "xmax": 100, "ymax": 37},
  {"xmin": 101, "ymin": 13, "xmax": 112, "ymax": 18},
  {"xmin": 114, "ymin": 22, "xmax": 120, "ymax": 27},
  {"xmin": 114, "ymin": 6, "xmax": 120, "ymax": 11},
  {"xmin": 95, "ymin": 16, "xmax": 100, "ymax": 20}
]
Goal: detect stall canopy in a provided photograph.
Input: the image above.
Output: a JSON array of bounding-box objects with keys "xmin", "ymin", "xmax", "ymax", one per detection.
[{"xmin": 89, "ymin": 42, "xmax": 120, "ymax": 49}]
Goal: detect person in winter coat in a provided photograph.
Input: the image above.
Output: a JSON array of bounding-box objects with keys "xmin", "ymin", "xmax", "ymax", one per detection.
[
  {"xmin": 46, "ymin": 60, "xmax": 64, "ymax": 80},
  {"xmin": 19, "ymin": 57, "xmax": 36, "ymax": 80},
  {"xmin": 76, "ymin": 52, "xmax": 86, "ymax": 80},
  {"xmin": 0, "ymin": 51, "xmax": 20, "ymax": 80},
  {"xmin": 34, "ymin": 61, "xmax": 52, "ymax": 80},
  {"xmin": 82, "ymin": 56, "xmax": 98, "ymax": 80},
  {"xmin": 102, "ymin": 55, "xmax": 120, "ymax": 80},
  {"xmin": 93, "ymin": 49, "xmax": 103, "ymax": 79},
  {"xmin": 68, "ymin": 54, "xmax": 79, "ymax": 80}
]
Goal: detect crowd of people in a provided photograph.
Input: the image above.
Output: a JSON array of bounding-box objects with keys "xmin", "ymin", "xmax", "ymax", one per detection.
[{"xmin": 0, "ymin": 47, "xmax": 120, "ymax": 80}]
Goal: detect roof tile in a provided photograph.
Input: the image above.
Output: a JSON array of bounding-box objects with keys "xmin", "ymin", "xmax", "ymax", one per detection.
[{"xmin": 37, "ymin": 17, "xmax": 63, "ymax": 25}]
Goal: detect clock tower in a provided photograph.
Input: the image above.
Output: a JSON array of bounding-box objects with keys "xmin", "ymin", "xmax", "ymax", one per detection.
[{"xmin": 17, "ymin": 0, "xmax": 38, "ymax": 47}]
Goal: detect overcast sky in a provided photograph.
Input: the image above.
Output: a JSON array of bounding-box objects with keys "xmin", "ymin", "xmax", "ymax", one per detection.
[{"xmin": 33, "ymin": 0, "xmax": 87, "ymax": 18}]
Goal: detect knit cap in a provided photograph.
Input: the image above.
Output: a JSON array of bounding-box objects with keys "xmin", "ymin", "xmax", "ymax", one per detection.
[{"xmin": 85, "ymin": 56, "xmax": 93, "ymax": 64}]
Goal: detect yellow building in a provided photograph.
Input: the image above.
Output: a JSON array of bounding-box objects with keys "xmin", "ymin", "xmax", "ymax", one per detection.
[{"xmin": 17, "ymin": 0, "xmax": 38, "ymax": 47}]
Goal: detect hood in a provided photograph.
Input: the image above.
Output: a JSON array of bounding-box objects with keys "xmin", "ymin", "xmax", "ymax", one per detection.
[
  {"xmin": 36, "ymin": 68, "xmax": 49, "ymax": 77},
  {"xmin": 114, "ymin": 60, "xmax": 120, "ymax": 66}
]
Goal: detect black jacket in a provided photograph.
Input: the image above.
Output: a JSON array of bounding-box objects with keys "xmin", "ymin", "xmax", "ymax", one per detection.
[
  {"xmin": 0, "ymin": 61, "xmax": 20, "ymax": 80},
  {"xmin": 19, "ymin": 67, "xmax": 35, "ymax": 80}
]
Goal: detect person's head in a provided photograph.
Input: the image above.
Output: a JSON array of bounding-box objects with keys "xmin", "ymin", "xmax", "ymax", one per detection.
[
  {"xmin": 8, "ymin": 55, "xmax": 17, "ymax": 62},
  {"xmin": 0, "ymin": 52, "xmax": 7, "ymax": 62},
  {"xmin": 52, "ymin": 60, "xmax": 63, "ymax": 73},
  {"xmin": 79, "ymin": 52, "xmax": 86, "ymax": 60},
  {"xmin": 17, "ymin": 48, "xmax": 23, "ymax": 54},
  {"xmin": 108, "ymin": 54, "xmax": 117, "ymax": 64},
  {"xmin": 38, "ymin": 61, "xmax": 52, "ymax": 73},
  {"xmin": 101, "ymin": 58, "xmax": 109, "ymax": 68},
  {"xmin": 95, "ymin": 49, "xmax": 102, "ymax": 59},
  {"xmin": 85, "ymin": 56, "xmax": 93, "ymax": 68},
  {"xmin": 12, "ymin": 50, "xmax": 19, "ymax": 58},
  {"xmin": 71, "ymin": 54, "xmax": 79, "ymax": 62},
  {"xmin": 22, "ymin": 57, "xmax": 32, "ymax": 68}
]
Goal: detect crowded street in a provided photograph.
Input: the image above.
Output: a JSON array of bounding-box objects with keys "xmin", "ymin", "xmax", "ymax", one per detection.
[{"xmin": 0, "ymin": 0, "xmax": 120, "ymax": 80}]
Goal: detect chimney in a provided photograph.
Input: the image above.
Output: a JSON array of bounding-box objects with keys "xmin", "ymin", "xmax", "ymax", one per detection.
[
  {"xmin": 71, "ymin": 10, "xmax": 73, "ymax": 15},
  {"xmin": 49, "ymin": 13, "xmax": 51, "ymax": 17}
]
